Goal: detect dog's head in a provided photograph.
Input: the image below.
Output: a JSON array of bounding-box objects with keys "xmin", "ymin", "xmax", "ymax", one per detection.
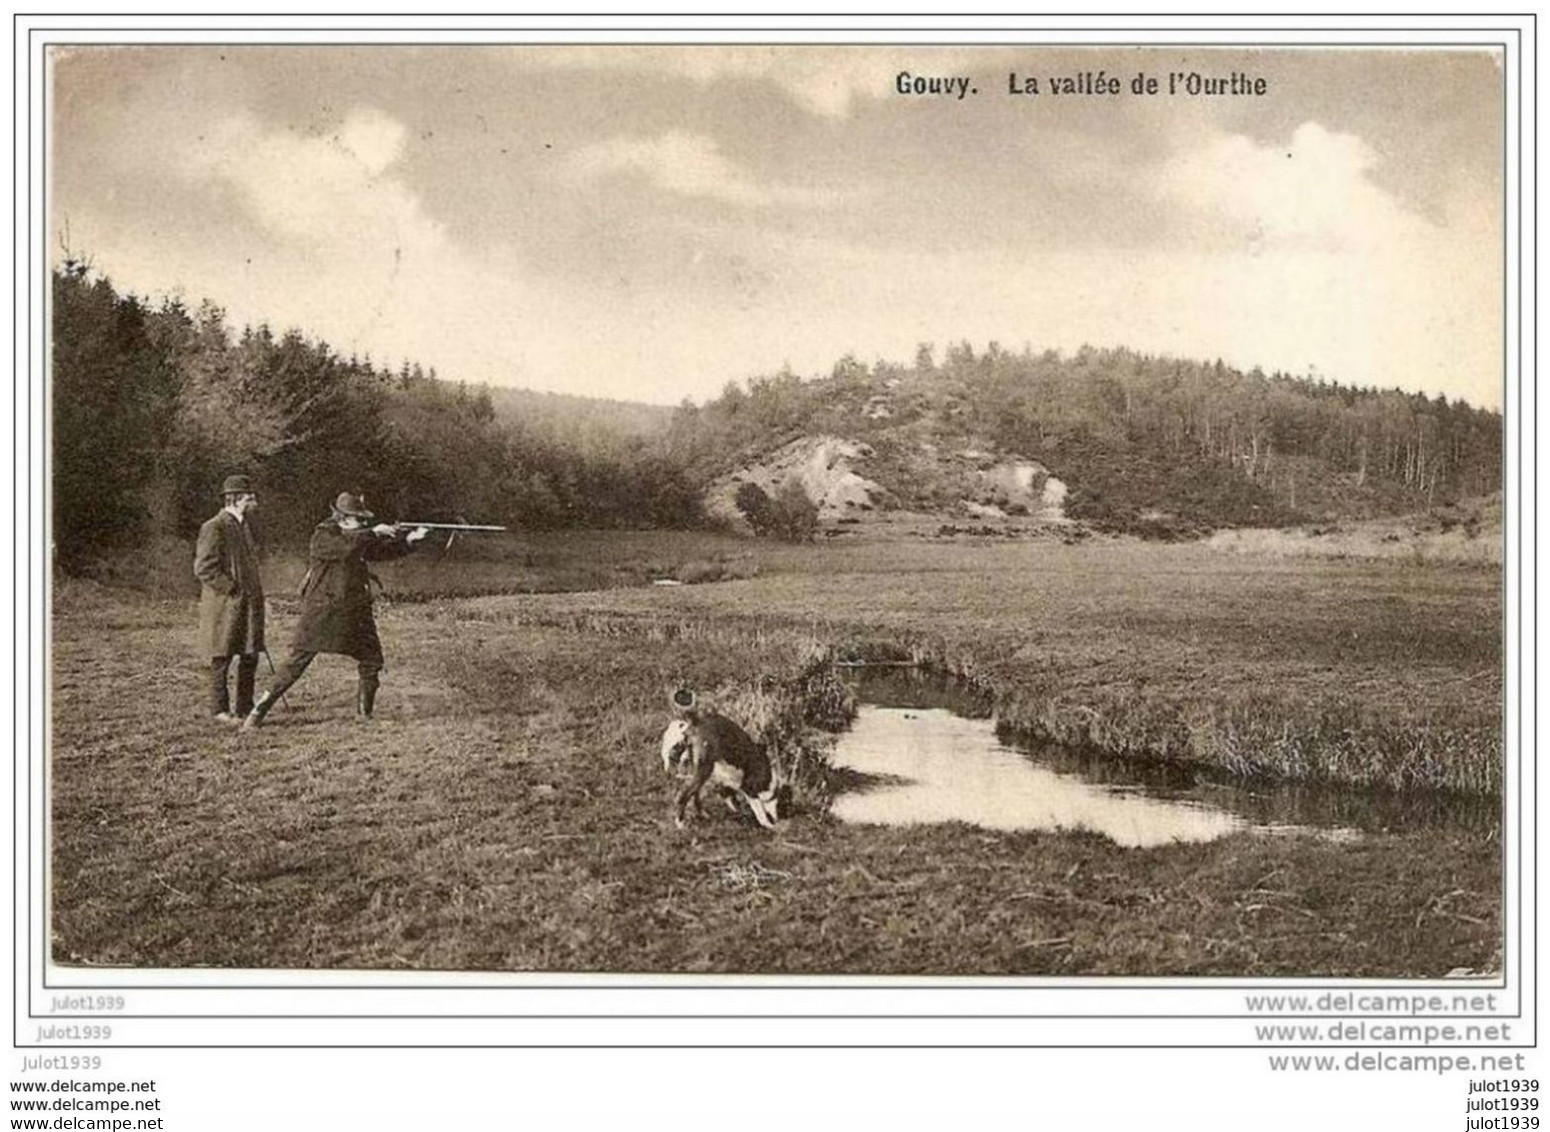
[{"xmin": 753, "ymin": 780, "xmax": 793, "ymax": 823}]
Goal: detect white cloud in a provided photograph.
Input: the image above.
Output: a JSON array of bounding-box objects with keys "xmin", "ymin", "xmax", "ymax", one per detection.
[
  {"xmin": 132, "ymin": 108, "xmax": 570, "ymax": 386},
  {"xmin": 655, "ymin": 49, "xmax": 919, "ymax": 119},
  {"xmin": 1141, "ymin": 122, "xmax": 1501, "ymax": 404},
  {"xmin": 1158, "ymin": 121, "xmax": 1412, "ymax": 251},
  {"xmin": 563, "ymin": 130, "xmax": 849, "ymax": 209},
  {"xmin": 182, "ymin": 108, "xmax": 437, "ymax": 250},
  {"xmin": 336, "ymin": 107, "xmax": 408, "ymax": 176},
  {"xmin": 524, "ymin": 46, "xmax": 972, "ymax": 119}
]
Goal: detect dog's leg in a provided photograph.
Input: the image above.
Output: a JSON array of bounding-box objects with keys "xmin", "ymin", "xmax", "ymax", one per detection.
[{"xmin": 675, "ymin": 757, "xmax": 714, "ymax": 830}]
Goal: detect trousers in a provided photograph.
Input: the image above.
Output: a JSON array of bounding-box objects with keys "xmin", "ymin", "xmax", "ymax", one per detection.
[
  {"xmin": 265, "ymin": 650, "xmax": 383, "ymax": 708},
  {"xmin": 210, "ymin": 654, "xmax": 259, "ymax": 716}
]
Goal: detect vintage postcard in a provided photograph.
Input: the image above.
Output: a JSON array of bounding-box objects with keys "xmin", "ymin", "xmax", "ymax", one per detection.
[
  {"xmin": 18, "ymin": 16, "xmax": 1535, "ymax": 1127},
  {"xmin": 45, "ymin": 41, "xmax": 1506, "ymax": 980}
]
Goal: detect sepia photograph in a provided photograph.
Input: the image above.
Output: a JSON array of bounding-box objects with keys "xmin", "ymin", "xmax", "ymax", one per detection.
[{"xmin": 44, "ymin": 41, "xmax": 1505, "ymax": 982}]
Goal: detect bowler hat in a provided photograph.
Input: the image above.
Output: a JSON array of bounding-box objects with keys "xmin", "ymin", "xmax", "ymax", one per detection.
[
  {"xmin": 221, "ymin": 474, "xmax": 256, "ymax": 496},
  {"xmin": 332, "ymin": 492, "xmax": 375, "ymax": 520}
]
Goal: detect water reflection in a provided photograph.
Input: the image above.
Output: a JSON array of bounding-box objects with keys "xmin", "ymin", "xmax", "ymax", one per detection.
[
  {"xmin": 832, "ymin": 705, "xmax": 1246, "ymax": 847},
  {"xmin": 830, "ymin": 666, "xmax": 1497, "ymax": 845}
]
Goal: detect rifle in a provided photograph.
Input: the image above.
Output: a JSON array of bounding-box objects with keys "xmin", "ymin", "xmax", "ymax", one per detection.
[
  {"xmin": 385, "ymin": 520, "xmax": 509, "ymax": 555},
  {"xmin": 389, "ymin": 522, "xmax": 508, "ymax": 533}
]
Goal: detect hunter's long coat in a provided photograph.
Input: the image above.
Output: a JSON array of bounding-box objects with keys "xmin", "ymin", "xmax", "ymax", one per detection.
[
  {"xmin": 288, "ymin": 521, "xmax": 417, "ymax": 663},
  {"xmin": 194, "ymin": 510, "xmax": 265, "ymax": 657}
]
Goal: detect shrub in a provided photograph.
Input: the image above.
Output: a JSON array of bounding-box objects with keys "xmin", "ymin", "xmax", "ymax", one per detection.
[
  {"xmin": 734, "ymin": 481, "xmax": 776, "ymax": 533},
  {"xmin": 736, "ymin": 478, "xmax": 819, "ymax": 542}
]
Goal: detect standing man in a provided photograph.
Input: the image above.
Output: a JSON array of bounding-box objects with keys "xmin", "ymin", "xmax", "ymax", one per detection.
[
  {"xmin": 194, "ymin": 474, "xmax": 265, "ymax": 724},
  {"xmin": 245, "ymin": 492, "xmax": 428, "ymax": 728}
]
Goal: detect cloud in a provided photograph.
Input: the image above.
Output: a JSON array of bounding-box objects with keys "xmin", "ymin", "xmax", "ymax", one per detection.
[
  {"xmin": 140, "ymin": 107, "xmax": 574, "ymax": 386},
  {"xmin": 524, "ymin": 46, "xmax": 971, "ymax": 119},
  {"xmin": 336, "ymin": 106, "xmax": 408, "ymax": 176},
  {"xmin": 563, "ymin": 130, "xmax": 849, "ymax": 209},
  {"xmin": 1157, "ymin": 121, "xmax": 1410, "ymax": 251},
  {"xmin": 1143, "ymin": 122, "xmax": 1501, "ymax": 405},
  {"xmin": 181, "ymin": 107, "xmax": 438, "ymax": 250},
  {"xmin": 652, "ymin": 49, "xmax": 917, "ymax": 119}
]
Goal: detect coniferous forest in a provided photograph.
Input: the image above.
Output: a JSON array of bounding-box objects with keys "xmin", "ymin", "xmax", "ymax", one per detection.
[{"xmin": 51, "ymin": 263, "xmax": 697, "ymax": 573}]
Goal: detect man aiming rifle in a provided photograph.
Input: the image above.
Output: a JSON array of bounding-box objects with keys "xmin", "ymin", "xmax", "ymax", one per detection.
[{"xmin": 245, "ymin": 492, "xmax": 431, "ymax": 728}]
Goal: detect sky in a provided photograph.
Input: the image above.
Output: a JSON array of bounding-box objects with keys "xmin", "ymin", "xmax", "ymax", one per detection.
[{"xmin": 50, "ymin": 45, "xmax": 1504, "ymax": 408}]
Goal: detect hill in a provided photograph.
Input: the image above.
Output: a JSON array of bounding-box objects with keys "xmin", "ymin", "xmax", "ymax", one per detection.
[{"xmin": 670, "ymin": 344, "xmax": 1502, "ymax": 539}]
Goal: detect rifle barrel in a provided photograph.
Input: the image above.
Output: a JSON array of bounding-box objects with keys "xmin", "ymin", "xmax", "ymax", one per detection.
[{"xmin": 397, "ymin": 522, "xmax": 508, "ymax": 532}]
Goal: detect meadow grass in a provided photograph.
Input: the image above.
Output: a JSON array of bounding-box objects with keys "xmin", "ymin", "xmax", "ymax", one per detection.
[
  {"xmin": 415, "ymin": 531, "xmax": 1500, "ymax": 794},
  {"xmin": 48, "ymin": 531, "xmax": 1502, "ymax": 975}
]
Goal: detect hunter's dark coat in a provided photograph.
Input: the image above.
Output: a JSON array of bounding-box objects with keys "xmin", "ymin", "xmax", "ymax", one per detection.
[
  {"xmin": 288, "ymin": 521, "xmax": 417, "ymax": 663},
  {"xmin": 194, "ymin": 510, "xmax": 265, "ymax": 658}
]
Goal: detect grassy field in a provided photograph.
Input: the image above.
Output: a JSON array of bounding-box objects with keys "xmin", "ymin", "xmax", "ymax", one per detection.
[{"xmin": 49, "ymin": 531, "xmax": 1502, "ymax": 976}]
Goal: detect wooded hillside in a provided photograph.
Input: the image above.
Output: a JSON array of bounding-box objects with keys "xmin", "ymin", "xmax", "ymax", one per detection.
[
  {"xmin": 51, "ymin": 263, "xmax": 699, "ymax": 572},
  {"xmin": 669, "ymin": 342, "xmax": 1502, "ymax": 536},
  {"xmin": 51, "ymin": 263, "xmax": 1502, "ymax": 574}
]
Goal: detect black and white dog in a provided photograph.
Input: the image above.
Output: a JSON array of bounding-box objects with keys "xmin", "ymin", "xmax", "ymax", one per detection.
[{"xmin": 660, "ymin": 689, "xmax": 784, "ymax": 830}]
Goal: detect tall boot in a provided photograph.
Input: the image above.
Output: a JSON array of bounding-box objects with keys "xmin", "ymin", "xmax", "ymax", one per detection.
[
  {"xmin": 356, "ymin": 673, "xmax": 379, "ymax": 720},
  {"xmin": 234, "ymin": 655, "xmax": 259, "ymax": 717}
]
